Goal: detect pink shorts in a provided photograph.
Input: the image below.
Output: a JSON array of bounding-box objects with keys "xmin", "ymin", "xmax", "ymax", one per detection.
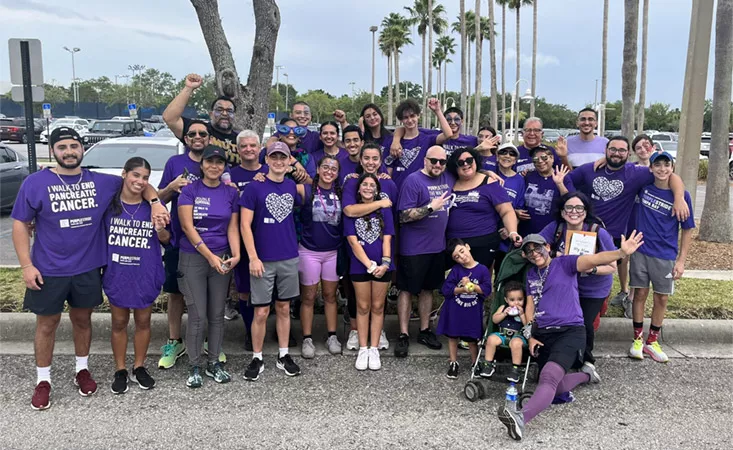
[{"xmin": 298, "ymin": 245, "xmax": 339, "ymax": 286}]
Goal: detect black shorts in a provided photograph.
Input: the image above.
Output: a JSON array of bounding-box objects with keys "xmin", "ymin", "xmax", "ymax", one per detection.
[
  {"xmin": 446, "ymin": 232, "xmax": 500, "ymax": 270},
  {"xmin": 533, "ymin": 325, "xmax": 585, "ymax": 372},
  {"xmin": 397, "ymin": 252, "xmax": 445, "ymax": 295},
  {"xmin": 163, "ymin": 246, "xmax": 181, "ymax": 294},
  {"xmin": 23, "ymin": 268, "xmax": 103, "ymax": 316},
  {"xmin": 351, "ymin": 271, "xmax": 394, "ymax": 283}
]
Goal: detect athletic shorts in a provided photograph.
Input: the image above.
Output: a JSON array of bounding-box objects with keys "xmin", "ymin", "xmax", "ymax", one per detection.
[
  {"xmin": 351, "ymin": 271, "xmax": 394, "ymax": 283},
  {"xmin": 250, "ymin": 257, "xmax": 300, "ymax": 307},
  {"xmin": 533, "ymin": 325, "xmax": 585, "ymax": 372},
  {"xmin": 491, "ymin": 331, "xmax": 528, "ymax": 347},
  {"xmin": 23, "ymin": 268, "xmax": 104, "ymax": 316},
  {"xmin": 298, "ymin": 245, "xmax": 339, "ymax": 286},
  {"xmin": 397, "ymin": 252, "xmax": 445, "ymax": 295},
  {"xmin": 162, "ymin": 246, "xmax": 181, "ymax": 294},
  {"xmin": 629, "ymin": 252, "xmax": 675, "ymax": 295}
]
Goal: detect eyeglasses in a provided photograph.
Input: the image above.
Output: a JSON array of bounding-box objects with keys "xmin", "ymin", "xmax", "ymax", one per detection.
[
  {"xmin": 523, "ymin": 128, "xmax": 542, "ymax": 134},
  {"xmin": 578, "ymin": 117, "xmax": 597, "ymax": 122},
  {"xmin": 532, "ymin": 154, "xmax": 551, "ymax": 163},
  {"xmin": 563, "ymin": 205, "xmax": 586, "ymax": 213},
  {"xmin": 427, "ymin": 158, "xmax": 447, "ymax": 166},
  {"xmin": 497, "ymin": 149, "xmax": 517, "ymax": 157},
  {"xmin": 276, "ymin": 124, "xmax": 308, "ymax": 138},
  {"xmin": 608, "ymin": 147, "xmax": 629, "ymax": 154},
  {"xmin": 446, "ymin": 116, "xmax": 462, "ymax": 123},
  {"xmin": 213, "ymin": 107, "xmax": 234, "ymax": 115},
  {"xmin": 186, "ymin": 130, "xmax": 209, "ymax": 138},
  {"xmin": 293, "ymin": 109, "xmax": 311, "ymax": 117},
  {"xmin": 320, "ymin": 165, "xmax": 339, "ymax": 173},
  {"xmin": 456, "ymin": 156, "xmax": 475, "ymax": 167},
  {"xmin": 522, "ymin": 246, "xmax": 543, "ymax": 257}
]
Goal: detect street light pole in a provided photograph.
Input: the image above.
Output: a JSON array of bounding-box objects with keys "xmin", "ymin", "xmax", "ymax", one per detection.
[
  {"xmin": 275, "ymin": 65, "xmax": 284, "ymax": 116},
  {"xmin": 509, "ymin": 79, "xmax": 534, "ymax": 145},
  {"xmin": 349, "ymin": 81, "xmax": 356, "ymax": 104},
  {"xmin": 283, "ymin": 73, "xmax": 289, "ymax": 111},
  {"xmin": 63, "ymin": 47, "xmax": 81, "ymax": 106},
  {"xmin": 117, "ymin": 74, "xmax": 130, "ymax": 104},
  {"xmin": 370, "ymin": 26, "xmax": 378, "ymax": 104}
]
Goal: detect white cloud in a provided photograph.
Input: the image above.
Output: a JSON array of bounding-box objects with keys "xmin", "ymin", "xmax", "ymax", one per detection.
[{"xmin": 503, "ymin": 48, "xmax": 560, "ymax": 68}]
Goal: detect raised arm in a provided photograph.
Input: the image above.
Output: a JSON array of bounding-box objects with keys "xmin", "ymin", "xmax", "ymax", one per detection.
[
  {"xmin": 162, "ymin": 74, "xmax": 202, "ymax": 138},
  {"xmin": 427, "ymin": 98, "xmax": 453, "ymax": 142}
]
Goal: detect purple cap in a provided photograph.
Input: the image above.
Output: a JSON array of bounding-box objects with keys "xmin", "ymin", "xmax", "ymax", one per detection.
[{"xmin": 267, "ymin": 141, "xmax": 290, "ymax": 157}]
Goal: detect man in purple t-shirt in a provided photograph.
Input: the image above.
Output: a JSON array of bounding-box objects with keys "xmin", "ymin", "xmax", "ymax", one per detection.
[
  {"xmin": 565, "ymin": 108, "xmax": 609, "ymax": 168},
  {"xmin": 395, "ymin": 145, "xmax": 455, "ymax": 357},
  {"xmin": 12, "ymin": 127, "xmax": 168, "ymax": 411},
  {"xmin": 516, "ymin": 117, "xmax": 570, "ymax": 173}
]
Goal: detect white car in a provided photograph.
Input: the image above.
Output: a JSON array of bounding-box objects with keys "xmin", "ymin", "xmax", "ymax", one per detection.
[{"xmin": 40, "ymin": 119, "xmax": 90, "ymax": 143}]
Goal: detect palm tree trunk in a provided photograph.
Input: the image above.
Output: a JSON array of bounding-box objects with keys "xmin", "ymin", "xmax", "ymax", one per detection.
[
  {"xmin": 636, "ymin": 0, "xmax": 649, "ymax": 133},
  {"xmin": 600, "ymin": 0, "xmax": 608, "ymax": 136},
  {"xmin": 387, "ymin": 53, "xmax": 394, "ymax": 125},
  {"xmin": 435, "ymin": 64, "xmax": 441, "ymax": 128},
  {"xmin": 489, "ymin": 0, "xmax": 499, "ymax": 129},
  {"xmin": 443, "ymin": 60, "xmax": 448, "ymax": 107},
  {"xmin": 460, "ymin": 0, "xmax": 468, "ymax": 114},
  {"xmin": 621, "ymin": 0, "xmax": 639, "ymax": 140},
  {"xmin": 394, "ymin": 43, "xmax": 401, "ymax": 105},
  {"xmin": 514, "ymin": 5, "xmax": 521, "ymax": 141},
  {"xmin": 421, "ymin": 34, "xmax": 427, "ymax": 127},
  {"xmin": 467, "ymin": 40, "xmax": 473, "ymax": 132},
  {"xmin": 427, "ymin": 0, "xmax": 435, "ymax": 126},
  {"xmin": 530, "ymin": 0, "xmax": 538, "ymax": 117},
  {"xmin": 473, "ymin": 0, "xmax": 483, "ymax": 134},
  {"xmin": 501, "ymin": 4, "xmax": 506, "ymax": 136}
]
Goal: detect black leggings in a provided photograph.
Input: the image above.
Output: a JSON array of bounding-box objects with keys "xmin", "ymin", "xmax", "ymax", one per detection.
[{"xmin": 579, "ymin": 296, "xmax": 606, "ymax": 364}]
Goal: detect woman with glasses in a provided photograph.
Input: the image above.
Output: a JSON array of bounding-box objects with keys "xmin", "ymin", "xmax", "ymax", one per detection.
[{"xmin": 493, "ymin": 143, "xmax": 526, "ymax": 278}]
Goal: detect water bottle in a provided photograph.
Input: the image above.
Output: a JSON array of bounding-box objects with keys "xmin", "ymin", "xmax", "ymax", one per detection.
[
  {"xmin": 221, "ymin": 172, "xmax": 232, "ymax": 185},
  {"xmin": 505, "ymin": 383, "xmax": 519, "ymax": 412}
]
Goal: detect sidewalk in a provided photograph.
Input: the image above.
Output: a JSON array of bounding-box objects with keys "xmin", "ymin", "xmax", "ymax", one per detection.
[{"xmin": 682, "ymin": 270, "xmax": 733, "ymax": 281}]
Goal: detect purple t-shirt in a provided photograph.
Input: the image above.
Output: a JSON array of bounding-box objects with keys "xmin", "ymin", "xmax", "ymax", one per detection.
[
  {"xmin": 341, "ymin": 175, "xmax": 399, "ymax": 220},
  {"xmin": 568, "ymin": 162, "xmax": 654, "ymax": 239},
  {"xmin": 566, "ymin": 135, "xmax": 609, "ymax": 168},
  {"xmin": 446, "ymin": 180, "xmax": 511, "ymax": 239},
  {"xmin": 300, "ymin": 184, "xmax": 342, "ymax": 252},
  {"xmin": 240, "ymin": 177, "xmax": 300, "ymax": 262},
  {"xmin": 525, "ymin": 255, "xmax": 585, "ymax": 329},
  {"xmin": 159, "ymin": 153, "xmax": 203, "ymax": 248},
  {"xmin": 385, "ymin": 132, "xmax": 438, "ymax": 189},
  {"xmin": 258, "ymin": 147, "xmax": 317, "ymax": 180},
  {"xmin": 538, "ymin": 222, "xmax": 616, "ymax": 299},
  {"xmin": 271, "ymin": 129, "xmax": 322, "ymax": 154},
  {"xmin": 436, "ymin": 262, "xmax": 492, "ymax": 340},
  {"xmin": 103, "ymin": 201, "xmax": 165, "ymax": 307},
  {"xmin": 442, "ymin": 134, "xmax": 479, "ymax": 157},
  {"xmin": 635, "ymin": 185, "xmax": 695, "ymax": 261},
  {"xmin": 177, "ymin": 179, "xmax": 239, "ymax": 254},
  {"xmin": 343, "ymin": 208, "xmax": 395, "ymax": 275},
  {"xmin": 310, "ymin": 148, "xmax": 348, "ymax": 166},
  {"xmin": 498, "ymin": 172, "xmax": 526, "ymax": 252},
  {"xmin": 229, "ymin": 164, "xmax": 269, "ymax": 193},
  {"xmin": 482, "ymin": 154, "xmax": 498, "ymax": 172},
  {"xmin": 11, "ymin": 169, "xmax": 121, "ymax": 277},
  {"xmin": 397, "ymin": 171, "xmax": 454, "ymax": 256},
  {"xmin": 520, "ymin": 171, "xmax": 575, "ymax": 235},
  {"xmin": 516, "ymin": 145, "xmax": 560, "ymax": 173}
]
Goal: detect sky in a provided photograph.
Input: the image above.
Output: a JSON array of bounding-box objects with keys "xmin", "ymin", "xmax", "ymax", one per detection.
[{"xmin": 0, "ymin": 0, "xmax": 725, "ymax": 111}]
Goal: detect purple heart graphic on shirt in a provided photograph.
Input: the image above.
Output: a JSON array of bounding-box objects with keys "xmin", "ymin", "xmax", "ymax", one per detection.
[
  {"xmin": 379, "ymin": 192, "xmax": 389, "ymax": 200},
  {"xmin": 592, "ymin": 177, "xmax": 624, "ymax": 202},
  {"xmin": 355, "ymin": 217, "xmax": 381, "ymax": 245},
  {"xmin": 399, "ymin": 147, "xmax": 420, "ymax": 169},
  {"xmin": 265, "ymin": 192, "xmax": 294, "ymax": 223}
]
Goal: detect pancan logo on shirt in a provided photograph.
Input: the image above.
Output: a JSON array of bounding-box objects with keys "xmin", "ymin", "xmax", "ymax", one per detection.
[
  {"xmin": 59, "ymin": 216, "xmax": 92, "ymax": 229},
  {"xmin": 48, "ymin": 181, "xmax": 98, "ymax": 213},
  {"xmin": 108, "ymin": 217, "xmax": 155, "ymax": 250},
  {"xmin": 111, "ymin": 253, "xmax": 143, "ymax": 266}
]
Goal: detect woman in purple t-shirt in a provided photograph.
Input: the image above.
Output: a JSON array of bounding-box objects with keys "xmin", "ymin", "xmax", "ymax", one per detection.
[
  {"xmin": 104, "ymin": 157, "xmax": 168, "ymax": 394},
  {"xmin": 311, "ymin": 121, "xmax": 348, "ymax": 164},
  {"xmin": 476, "ymin": 126, "xmax": 501, "ymax": 172},
  {"xmin": 360, "ymin": 103, "xmax": 393, "ymax": 152},
  {"xmin": 344, "ymin": 173, "xmax": 395, "ymax": 371}
]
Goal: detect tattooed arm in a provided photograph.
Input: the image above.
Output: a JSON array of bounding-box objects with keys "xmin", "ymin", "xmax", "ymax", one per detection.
[{"xmin": 399, "ymin": 206, "xmax": 432, "ymax": 224}]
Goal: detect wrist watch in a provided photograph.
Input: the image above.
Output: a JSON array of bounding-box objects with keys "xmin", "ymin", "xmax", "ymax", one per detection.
[
  {"xmin": 590, "ymin": 266, "xmax": 598, "ymax": 275},
  {"xmin": 150, "ymin": 198, "xmax": 161, "ymax": 205},
  {"xmin": 427, "ymin": 204, "xmax": 434, "ymax": 213}
]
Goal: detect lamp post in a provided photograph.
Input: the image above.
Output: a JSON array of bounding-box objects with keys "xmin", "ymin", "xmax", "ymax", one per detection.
[
  {"xmin": 509, "ymin": 79, "xmax": 534, "ymax": 145},
  {"xmin": 128, "ymin": 64, "xmax": 146, "ymax": 104},
  {"xmin": 275, "ymin": 64, "xmax": 284, "ymax": 116},
  {"xmin": 116, "ymin": 74, "xmax": 130, "ymax": 104},
  {"xmin": 63, "ymin": 46, "xmax": 81, "ymax": 106},
  {"xmin": 370, "ymin": 26, "xmax": 378, "ymax": 104},
  {"xmin": 349, "ymin": 81, "xmax": 356, "ymax": 105},
  {"xmin": 283, "ymin": 73, "xmax": 289, "ymax": 111}
]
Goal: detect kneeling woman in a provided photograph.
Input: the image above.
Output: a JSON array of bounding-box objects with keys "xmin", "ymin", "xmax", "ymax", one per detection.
[
  {"xmin": 105, "ymin": 157, "xmax": 168, "ymax": 394},
  {"xmin": 498, "ymin": 232, "xmax": 644, "ymax": 441},
  {"xmin": 344, "ymin": 173, "xmax": 394, "ymax": 371}
]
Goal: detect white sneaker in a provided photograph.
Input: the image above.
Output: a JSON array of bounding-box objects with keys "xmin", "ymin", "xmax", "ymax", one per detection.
[
  {"xmin": 643, "ymin": 341, "xmax": 669, "ymax": 363},
  {"xmin": 346, "ymin": 330, "xmax": 359, "ymax": 351},
  {"xmin": 378, "ymin": 330, "xmax": 389, "ymax": 350},
  {"xmin": 368, "ymin": 347, "xmax": 382, "ymax": 370},
  {"xmin": 581, "ymin": 362, "xmax": 601, "ymax": 383},
  {"xmin": 629, "ymin": 338, "xmax": 644, "ymax": 360},
  {"xmin": 355, "ymin": 348, "xmax": 369, "ymax": 371}
]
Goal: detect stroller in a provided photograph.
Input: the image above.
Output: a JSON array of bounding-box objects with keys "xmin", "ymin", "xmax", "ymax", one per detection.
[{"xmin": 464, "ymin": 248, "xmax": 538, "ymax": 405}]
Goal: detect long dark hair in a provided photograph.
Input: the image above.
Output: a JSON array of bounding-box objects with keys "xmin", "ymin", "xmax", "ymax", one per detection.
[
  {"xmin": 110, "ymin": 157, "xmax": 152, "ymax": 216},
  {"xmin": 311, "ymin": 155, "xmax": 342, "ymax": 204},
  {"xmin": 556, "ymin": 192, "xmax": 604, "ymax": 227},
  {"xmin": 447, "ymin": 147, "xmax": 484, "ymax": 178},
  {"xmin": 360, "ymin": 103, "xmax": 391, "ymax": 143},
  {"xmin": 356, "ymin": 142, "xmax": 383, "ymax": 175},
  {"xmin": 355, "ymin": 172, "xmax": 385, "ymax": 238}
]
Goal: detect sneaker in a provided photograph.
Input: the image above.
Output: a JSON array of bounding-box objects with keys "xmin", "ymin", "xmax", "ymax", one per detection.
[
  {"xmin": 276, "ymin": 354, "xmax": 301, "ymax": 376},
  {"xmin": 111, "ymin": 369, "xmax": 129, "ymax": 394},
  {"xmin": 458, "ymin": 340, "xmax": 470, "ymax": 350},
  {"xmin": 355, "ymin": 348, "xmax": 369, "ymax": 371},
  {"xmin": 301, "ymin": 337, "xmax": 316, "ymax": 359},
  {"xmin": 31, "ymin": 381, "xmax": 51, "ymax": 411},
  {"xmin": 205, "ymin": 362, "xmax": 232, "ymax": 383},
  {"xmin": 629, "ymin": 338, "xmax": 644, "ymax": 360},
  {"xmin": 417, "ymin": 329, "xmax": 442, "ymax": 350},
  {"xmin": 74, "ymin": 369, "xmax": 98, "ymax": 396},
  {"xmin": 346, "ymin": 330, "xmax": 359, "ymax": 351},
  {"xmin": 507, "ymin": 366, "xmax": 521, "ymax": 383},
  {"xmin": 387, "ymin": 285, "xmax": 399, "ymax": 304},
  {"xmin": 368, "ymin": 347, "xmax": 382, "ymax": 370},
  {"xmin": 497, "ymin": 406, "xmax": 524, "ymax": 441},
  {"xmin": 243, "ymin": 358, "xmax": 264, "ymax": 381},
  {"xmin": 643, "ymin": 341, "xmax": 669, "ymax": 363},
  {"xmin": 158, "ymin": 339, "xmax": 186, "ymax": 369},
  {"xmin": 378, "ymin": 330, "xmax": 389, "ymax": 350},
  {"xmin": 609, "ymin": 291, "xmax": 629, "ymax": 307},
  {"xmin": 186, "ymin": 366, "xmax": 203, "ymax": 388},
  {"xmin": 622, "ymin": 297, "xmax": 634, "ymax": 319},
  {"xmin": 446, "ymin": 361, "xmax": 459, "ymax": 379},
  {"xmin": 394, "ymin": 333, "xmax": 410, "ymax": 358},
  {"xmin": 224, "ymin": 300, "xmax": 239, "ymax": 321},
  {"xmin": 581, "ymin": 361, "xmax": 601, "ymax": 383},
  {"xmin": 552, "ymin": 391, "xmax": 576, "ymax": 404},
  {"xmin": 244, "ymin": 332, "xmax": 253, "ymax": 352},
  {"xmin": 326, "ymin": 335, "xmax": 342, "ymax": 355},
  {"xmin": 131, "ymin": 366, "xmax": 155, "ymax": 390},
  {"xmin": 203, "ymin": 340, "xmax": 227, "ymax": 364},
  {"xmin": 479, "ymin": 360, "xmax": 496, "ymax": 378}
]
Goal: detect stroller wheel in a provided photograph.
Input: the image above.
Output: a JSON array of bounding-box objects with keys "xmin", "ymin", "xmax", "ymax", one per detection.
[
  {"xmin": 518, "ymin": 391, "xmax": 533, "ymax": 409},
  {"xmin": 464, "ymin": 381, "xmax": 481, "ymax": 402}
]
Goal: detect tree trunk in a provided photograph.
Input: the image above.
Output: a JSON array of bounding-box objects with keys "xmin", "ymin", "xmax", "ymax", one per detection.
[
  {"xmin": 421, "ymin": 34, "xmax": 427, "ymax": 128},
  {"xmin": 514, "ymin": 6, "xmax": 521, "ymax": 141},
  {"xmin": 636, "ymin": 0, "xmax": 649, "ymax": 134},
  {"xmin": 501, "ymin": 4, "xmax": 506, "ymax": 136},
  {"xmin": 436, "ymin": 63, "xmax": 441, "ymax": 128},
  {"xmin": 387, "ymin": 53, "xmax": 394, "ymax": 125},
  {"xmin": 427, "ymin": 0, "xmax": 435, "ymax": 126},
  {"xmin": 473, "ymin": 0, "xmax": 483, "ymax": 134},
  {"xmin": 530, "ymin": 0, "xmax": 538, "ymax": 117},
  {"xmin": 190, "ymin": 0, "xmax": 279, "ymax": 136},
  {"xmin": 488, "ymin": 0, "xmax": 498, "ymax": 129},
  {"xmin": 467, "ymin": 40, "xmax": 472, "ymax": 132},
  {"xmin": 443, "ymin": 60, "xmax": 448, "ymax": 107},
  {"xmin": 621, "ymin": 0, "xmax": 639, "ymax": 141},
  {"xmin": 460, "ymin": 0, "xmax": 468, "ymax": 114},
  {"xmin": 699, "ymin": 0, "xmax": 733, "ymax": 243},
  {"xmin": 600, "ymin": 0, "xmax": 608, "ymax": 136},
  {"xmin": 394, "ymin": 44, "xmax": 401, "ymax": 105}
]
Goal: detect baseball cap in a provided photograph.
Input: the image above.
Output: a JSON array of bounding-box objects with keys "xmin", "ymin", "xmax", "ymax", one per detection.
[
  {"xmin": 267, "ymin": 141, "xmax": 290, "ymax": 157},
  {"xmin": 201, "ymin": 145, "xmax": 227, "ymax": 161},
  {"xmin": 529, "ymin": 144, "xmax": 553, "ymax": 156},
  {"xmin": 497, "ymin": 142, "xmax": 519, "ymax": 157},
  {"xmin": 650, "ymin": 151, "xmax": 674, "ymax": 164},
  {"xmin": 49, "ymin": 127, "xmax": 81, "ymax": 148},
  {"xmin": 520, "ymin": 234, "xmax": 547, "ymax": 251}
]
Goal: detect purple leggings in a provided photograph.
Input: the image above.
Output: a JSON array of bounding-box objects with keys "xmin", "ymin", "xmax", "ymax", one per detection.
[{"xmin": 522, "ymin": 361, "xmax": 590, "ymax": 423}]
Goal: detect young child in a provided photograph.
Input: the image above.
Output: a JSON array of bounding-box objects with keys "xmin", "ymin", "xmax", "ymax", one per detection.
[
  {"xmin": 437, "ymin": 239, "xmax": 492, "ymax": 380},
  {"xmin": 479, "ymin": 281, "xmax": 528, "ymax": 382}
]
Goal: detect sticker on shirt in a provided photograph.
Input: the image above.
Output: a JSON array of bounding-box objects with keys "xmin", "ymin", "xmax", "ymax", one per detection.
[
  {"xmin": 312, "ymin": 194, "xmax": 341, "ymax": 226},
  {"xmin": 355, "ymin": 216, "xmax": 381, "ymax": 245},
  {"xmin": 525, "ymin": 183, "xmax": 554, "ymax": 215},
  {"xmin": 265, "ymin": 192, "xmax": 294, "ymax": 223},
  {"xmin": 592, "ymin": 177, "xmax": 624, "ymax": 201},
  {"xmin": 48, "ymin": 181, "xmax": 99, "ymax": 214}
]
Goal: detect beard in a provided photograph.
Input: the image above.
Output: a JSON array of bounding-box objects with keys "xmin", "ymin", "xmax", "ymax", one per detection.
[
  {"xmin": 606, "ymin": 156, "xmax": 627, "ymax": 169},
  {"xmin": 54, "ymin": 153, "xmax": 81, "ymax": 169},
  {"xmin": 213, "ymin": 118, "xmax": 232, "ymax": 132}
]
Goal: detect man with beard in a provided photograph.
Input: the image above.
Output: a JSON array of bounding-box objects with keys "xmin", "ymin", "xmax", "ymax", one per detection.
[
  {"xmin": 12, "ymin": 127, "xmax": 168, "ymax": 410},
  {"xmin": 565, "ymin": 108, "xmax": 609, "ymax": 168},
  {"xmin": 515, "ymin": 117, "xmax": 570, "ymax": 173},
  {"xmin": 163, "ymin": 73, "xmax": 240, "ymax": 165}
]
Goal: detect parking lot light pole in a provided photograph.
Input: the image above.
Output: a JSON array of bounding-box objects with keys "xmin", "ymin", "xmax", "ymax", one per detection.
[
  {"xmin": 63, "ymin": 46, "xmax": 81, "ymax": 108},
  {"xmin": 370, "ymin": 26, "xmax": 378, "ymax": 104},
  {"xmin": 283, "ymin": 73, "xmax": 289, "ymax": 111},
  {"xmin": 275, "ymin": 65, "xmax": 284, "ymax": 116}
]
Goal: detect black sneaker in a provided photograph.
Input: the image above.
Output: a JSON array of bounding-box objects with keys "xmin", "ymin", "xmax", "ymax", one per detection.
[
  {"xmin": 394, "ymin": 333, "xmax": 410, "ymax": 358},
  {"xmin": 131, "ymin": 366, "xmax": 155, "ymax": 390},
  {"xmin": 507, "ymin": 366, "xmax": 521, "ymax": 383},
  {"xmin": 446, "ymin": 361, "xmax": 459, "ymax": 379},
  {"xmin": 479, "ymin": 360, "xmax": 496, "ymax": 378},
  {"xmin": 243, "ymin": 358, "xmax": 264, "ymax": 381},
  {"xmin": 417, "ymin": 329, "xmax": 442, "ymax": 350},
  {"xmin": 111, "ymin": 369, "xmax": 128, "ymax": 395},
  {"xmin": 276, "ymin": 354, "xmax": 301, "ymax": 377},
  {"xmin": 244, "ymin": 332, "xmax": 253, "ymax": 352}
]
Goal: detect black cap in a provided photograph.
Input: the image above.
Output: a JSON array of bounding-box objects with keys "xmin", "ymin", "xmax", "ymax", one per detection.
[
  {"xmin": 529, "ymin": 144, "xmax": 552, "ymax": 157},
  {"xmin": 49, "ymin": 127, "xmax": 81, "ymax": 148},
  {"xmin": 201, "ymin": 145, "xmax": 227, "ymax": 161}
]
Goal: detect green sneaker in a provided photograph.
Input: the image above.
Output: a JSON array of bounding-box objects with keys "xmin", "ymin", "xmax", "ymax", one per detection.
[
  {"xmin": 206, "ymin": 362, "xmax": 232, "ymax": 384},
  {"xmin": 158, "ymin": 339, "xmax": 186, "ymax": 369},
  {"xmin": 186, "ymin": 366, "xmax": 203, "ymax": 388},
  {"xmin": 203, "ymin": 340, "xmax": 227, "ymax": 364}
]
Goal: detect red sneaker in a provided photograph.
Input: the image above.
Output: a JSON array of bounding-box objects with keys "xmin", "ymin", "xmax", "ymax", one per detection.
[
  {"xmin": 74, "ymin": 369, "xmax": 98, "ymax": 396},
  {"xmin": 31, "ymin": 381, "xmax": 51, "ymax": 411}
]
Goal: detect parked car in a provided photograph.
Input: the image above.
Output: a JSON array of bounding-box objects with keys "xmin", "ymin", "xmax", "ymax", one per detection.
[
  {"xmin": 0, "ymin": 117, "xmax": 42, "ymax": 143},
  {"xmin": 543, "ymin": 129, "xmax": 562, "ymax": 143},
  {"xmin": 0, "ymin": 143, "xmax": 30, "ymax": 210},
  {"xmin": 654, "ymin": 141, "xmax": 678, "ymax": 160},
  {"xmin": 154, "ymin": 127, "xmax": 176, "ymax": 138},
  {"xmin": 651, "ymin": 133, "xmax": 675, "ymax": 142},
  {"xmin": 83, "ymin": 120, "xmax": 145, "ymax": 148},
  {"xmin": 40, "ymin": 118, "xmax": 90, "ymax": 143}
]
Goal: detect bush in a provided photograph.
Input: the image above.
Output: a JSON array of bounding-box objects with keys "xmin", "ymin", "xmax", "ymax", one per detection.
[{"xmin": 698, "ymin": 159, "xmax": 708, "ymax": 180}]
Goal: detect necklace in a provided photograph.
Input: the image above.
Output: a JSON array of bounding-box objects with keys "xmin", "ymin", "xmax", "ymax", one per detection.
[
  {"xmin": 121, "ymin": 201, "xmax": 142, "ymax": 218},
  {"xmin": 535, "ymin": 263, "xmax": 551, "ymax": 301},
  {"xmin": 604, "ymin": 166, "xmax": 617, "ymax": 176},
  {"xmin": 54, "ymin": 170, "xmax": 83, "ymax": 188}
]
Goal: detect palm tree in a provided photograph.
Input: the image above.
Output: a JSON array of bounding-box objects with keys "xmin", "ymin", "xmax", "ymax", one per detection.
[
  {"xmin": 459, "ymin": 0, "xmax": 467, "ymax": 115},
  {"xmin": 498, "ymin": 0, "xmax": 510, "ymax": 136},
  {"xmin": 473, "ymin": 14, "xmax": 493, "ymax": 133},
  {"xmin": 433, "ymin": 46, "xmax": 446, "ymax": 127},
  {"xmin": 379, "ymin": 32, "xmax": 394, "ymax": 125},
  {"xmin": 621, "ymin": 0, "xmax": 639, "ymax": 140},
  {"xmin": 636, "ymin": 0, "xmax": 649, "ymax": 133},
  {"xmin": 436, "ymin": 35, "xmax": 456, "ymax": 108},
  {"xmin": 488, "ymin": 0, "xmax": 499, "ymax": 129},
  {"xmin": 511, "ymin": 0, "xmax": 532, "ymax": 137},
  {"xmin": 381, "ymin": 13, "xmax": 413, "ymax": 106},
  {"xmin": 600, "ymin": 0, "xmax": 608, "ymax": 136},
  {"xmin": 454, "ymin": 10, "xmax": 476, "ymax": 128},
  {"xmin": 529, "ymin": 0, "xmax": 538, "ymax": 117}
]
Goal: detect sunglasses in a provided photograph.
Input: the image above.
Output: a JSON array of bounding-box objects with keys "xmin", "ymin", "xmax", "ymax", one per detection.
[
  {"xmin": 446, "ymin": 117, "xmax": 462, "ymax": 123},
  {"xmin": 186, "ymin": 130, "xmax": 209, "ymax": 138},
  {"xmin": 427, "ymin": 158, "xmax": 447, "ymax": 166},
  {"xmin": 276, "ymin": 124, "xmax": 308, "ymax": 138},
  {"xmin": 532, "ymin": 154, "xmax": 551, "ymax": 163},
  {"xmin": 497, "ymin": 149, "xmax": 517, "ymax": 157},
  {"xmin": 456, "ymin": 156, "xmax": 475, "ymax": 167},
  {"xmin": 563, "ymin": 205, "xmax": 586, "ymax": 213}
]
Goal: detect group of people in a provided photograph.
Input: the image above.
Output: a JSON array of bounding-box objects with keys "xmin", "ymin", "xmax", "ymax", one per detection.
[{"xmin": 12, "ymin": 72, "xmax": 695, "ymax": 442}]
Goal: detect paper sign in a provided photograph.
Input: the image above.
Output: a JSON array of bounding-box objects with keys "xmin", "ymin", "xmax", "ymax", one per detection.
[{"xmin": 565, "ymin": 230, "xmax": 597, "ymax": 256}]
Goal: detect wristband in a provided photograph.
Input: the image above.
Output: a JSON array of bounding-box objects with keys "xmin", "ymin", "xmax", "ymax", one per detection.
[
  {"xmin": 21, "ymin": 263, "xmax": 33, "ymax": 269},
  {"xmin": 367, "ymin": 261, "xmax": 378, "ymax": 274},
  {"xmin": 150, "ymin": 198, "xmax": 161, "ymax": 205},
  {"xmin": 590, "ymin": 266, "xmax": 598, "ymax": 275},
  {"xmin": 381, "ymin": 257, "xmax": 392, "ymax": 265},
  {"xmin": 194, "ymin": 240, "xmax": 204, "ymax": 249}
]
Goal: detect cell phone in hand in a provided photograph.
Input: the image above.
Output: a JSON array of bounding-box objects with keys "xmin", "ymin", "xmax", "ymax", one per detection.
[{"xmin": 221, "ymin": 253, "xmax": 231, "ymax": 271}]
